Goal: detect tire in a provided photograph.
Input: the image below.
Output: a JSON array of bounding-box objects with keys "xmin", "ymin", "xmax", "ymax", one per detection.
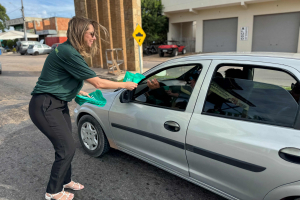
[
  {"xmin": 172, "ymin": 49, "xmax": 178, "ymax": 57},
  {"xmin": 159, "ymin": 52, "xmax": 164, "ymax": 57},
  {"xmin": 78, "ymin": 115, "xmax": 110, "ymax": 157},
  {"xmin": 34, "ymin": 52, "xmax": 39, "ymax": 56},
  {"xmin": 0, "ymin": 70, "xmax": 2, "ymax": 75},
  {"xmin": 182, "ymin": 48, "xmax": 186, "ymax": 55},
  {"xmin": 20, "ymin": 53, "xmax": 25, "ymax": 55}
]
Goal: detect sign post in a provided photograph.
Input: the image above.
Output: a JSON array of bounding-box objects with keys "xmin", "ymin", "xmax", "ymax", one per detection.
[{"xmin": 132, "ymin": 24, "xmax": 146, "ymax": 74}]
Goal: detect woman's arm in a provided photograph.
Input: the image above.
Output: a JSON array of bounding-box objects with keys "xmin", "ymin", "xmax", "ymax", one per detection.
[{"xmin": 86, "ymin": 77, "xmax": 137, "ymax": 90}]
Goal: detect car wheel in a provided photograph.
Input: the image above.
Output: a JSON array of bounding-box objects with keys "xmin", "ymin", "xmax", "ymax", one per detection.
[
  {"xmin": 182, "ymin": 48, "xmax": 186, "ymax": 55},
  {"xmin": 159, "ymin": 51, "xmax": 164, "ymax": 57},
  {"xmin": 0, "ymin": 70, "xmax": 2, "ymax": 75},
  {"xmin": 78, "ymin": 115, "xmax": 110, "ymax": 157},
  {"xmin": 34, "ymin": 52, "xmax": 39, "ymax": 56},
  {"xmin": 172, "ymin": 49, "xmax": 178, "ymax": 57},
  {"xmin": 20, "ymin": 53, "xmax": 25, "ymax": 55}
]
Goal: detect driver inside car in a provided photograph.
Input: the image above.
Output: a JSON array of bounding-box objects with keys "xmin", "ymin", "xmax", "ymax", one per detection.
[{"xmin": 145, "ymin": 71, "xmax": 200, "ymax": 109}]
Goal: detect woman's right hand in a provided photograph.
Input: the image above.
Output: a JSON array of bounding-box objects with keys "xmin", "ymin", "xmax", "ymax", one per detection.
[{"xmin": 124, "ymin": 82, "xmax": 138, "ymax": 91}]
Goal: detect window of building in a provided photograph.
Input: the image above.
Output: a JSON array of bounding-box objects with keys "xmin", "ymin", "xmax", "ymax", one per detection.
[
  {"xmin": 134, "ymin": 65, "xmax": 202, "ymax": 111},
  {"xmin": 203, "ymin": 65, "xmax": 299, "ymax": 127}
]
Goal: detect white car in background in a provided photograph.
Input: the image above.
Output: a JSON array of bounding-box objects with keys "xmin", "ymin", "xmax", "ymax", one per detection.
[
  {"xmin": 27, "ymin": 44, "xmax": 52, "ymax": 55},
  {"xmin": 75, "ymin": 52, "xmax": 300, "ymax": 200}
]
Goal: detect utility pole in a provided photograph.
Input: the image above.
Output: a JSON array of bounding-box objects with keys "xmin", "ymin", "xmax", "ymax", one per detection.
[{"xmin": 21, "ymin": 0, "xmax": 27, "ymax": 41}]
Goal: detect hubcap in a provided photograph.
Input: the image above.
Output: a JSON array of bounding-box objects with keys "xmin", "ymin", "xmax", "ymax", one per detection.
[{"xmin": 81, "ymin": 122, "xmax": 99, "ymax": 150}]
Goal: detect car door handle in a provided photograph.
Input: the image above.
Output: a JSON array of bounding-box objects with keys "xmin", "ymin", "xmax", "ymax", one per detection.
[
  {"xmin": 164, "ymin": 121, "xmax": 180, "ymax": 132},
  {"xmin": 279, "ymin": 147, "xmax": 300, "ymax": 164}
]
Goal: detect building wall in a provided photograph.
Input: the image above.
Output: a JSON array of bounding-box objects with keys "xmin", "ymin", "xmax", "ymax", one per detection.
[
  {"xmin": 74, "ymin": 0, "xmax": 141, "ymax": 71},
  {"xmin": 163, "ymin": 0, "xmax": 300, "ymax": 53},
  {"xmin": 57, "ymin": 18, "xmax": 70, "ymax": 31}
]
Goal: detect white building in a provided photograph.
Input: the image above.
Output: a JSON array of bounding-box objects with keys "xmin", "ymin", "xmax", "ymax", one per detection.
[{"xmin": 162, "ymin": 0, "xmax": 300, "ymax": 53}]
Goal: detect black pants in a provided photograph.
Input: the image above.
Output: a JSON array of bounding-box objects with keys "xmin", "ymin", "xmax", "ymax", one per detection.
[{"xmin": 29, "ymin": 93, "xmax": 75, "ymax": 194}]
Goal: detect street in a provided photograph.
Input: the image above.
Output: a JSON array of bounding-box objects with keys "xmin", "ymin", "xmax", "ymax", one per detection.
[{"xmin": 0, "ymin": 53, "xmax": 225, "ymax": 200}]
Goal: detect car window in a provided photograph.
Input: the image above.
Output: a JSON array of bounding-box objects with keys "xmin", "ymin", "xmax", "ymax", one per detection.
[
  {"xmin": 37, "ymin": 45, "xmax": 42, "ymax": 48},
  {"xmin": 28, "ymin": 45, "xmax": 34, "ymax": 49},
  {"xmin": 42, "ymin": 44, "xmax": 49, "ymax": 48},
  {"xmin": 144, "ymin": 65, "xmax": 195, "ymax": 82},
  {"xmin": 134, "ymin": 64, "xmax": 202, "ymax": 111},
  {"xmin": 202, "ymin": 65, "xmax": 299, "ymax": 127}
]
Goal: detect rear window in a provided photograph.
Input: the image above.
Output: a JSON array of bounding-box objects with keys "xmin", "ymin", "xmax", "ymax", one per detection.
[
  {"xmin": 203, "ymin": 65, "xmax": 299, "ymax": 127},
  {"xmin": 28, "ymin": 45, "xmax": 34, "ymax": 49}
]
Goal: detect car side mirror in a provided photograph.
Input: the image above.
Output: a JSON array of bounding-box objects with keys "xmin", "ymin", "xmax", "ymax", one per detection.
[{"xmin": 119, "ymin": 90, "xmax": 134, "ymax": 103}]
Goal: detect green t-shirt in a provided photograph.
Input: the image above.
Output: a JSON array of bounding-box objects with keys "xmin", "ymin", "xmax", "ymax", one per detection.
[{"xmin": 31, "ymin": 40, "xmax": 97, "ymax": 102}]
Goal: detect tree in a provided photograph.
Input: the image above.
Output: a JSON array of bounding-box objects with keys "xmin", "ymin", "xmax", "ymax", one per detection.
[
  {"xmin": 0, "ymin": 4, "xmax": 10, "ymax": 32},
  {"xmin": 141, "ymin": 0, "xmax": 168, "ymax": 45}
]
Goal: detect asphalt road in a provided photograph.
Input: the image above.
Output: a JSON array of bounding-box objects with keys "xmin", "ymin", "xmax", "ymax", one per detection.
[{"xmin": 0, "ymin": 53, "xmax": 225, "ymax": 200}]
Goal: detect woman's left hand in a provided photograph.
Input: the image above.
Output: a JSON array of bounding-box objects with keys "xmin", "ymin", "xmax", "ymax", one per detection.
[{"xmin": 78, "ymin": 90, "xmax": 91, "ymax": 98}]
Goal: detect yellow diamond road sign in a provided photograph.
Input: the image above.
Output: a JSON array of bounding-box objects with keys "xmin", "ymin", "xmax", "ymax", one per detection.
[{"xmin": 132, "ymin": 24, "xmax": 146, "ymax": 46}]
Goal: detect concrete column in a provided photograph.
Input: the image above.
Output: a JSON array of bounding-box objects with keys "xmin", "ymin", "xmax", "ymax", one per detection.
[
  {"xmin": 124, "ymin": 0, "xmax": 142, "ymax": 71},
  {"xmin": 111, "ymin": 0, "xmax": 127, "ymax": 70},
  {"xmin": 74, "ymin": 0, "xmax": 92, "ymax": 67},
  {"xmin": 195, "ymin": 19, "xmax": 203, "ymax": 53},
  {"xmin": 119, "ymin": 0, "xmax": 127, "ymax": 70},
  {"xmin": 87, "ymin": 0, "xmax": 103, "ymax": 68},
  {"xmin": 236, "ymin": 13, "xmax": 253, "ymax": 52},
  {"xmin": 74, "ymin": 0, "xmax": 140, "ymax": 71},
  {"xmin": 54, "ymin": 17, "xmax": 58, "ymax": 33}
]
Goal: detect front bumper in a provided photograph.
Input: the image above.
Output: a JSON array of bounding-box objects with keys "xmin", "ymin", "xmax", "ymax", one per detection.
[{"xmin": 159, "ymin": 48, "xmax": 173, "ymax": 54}]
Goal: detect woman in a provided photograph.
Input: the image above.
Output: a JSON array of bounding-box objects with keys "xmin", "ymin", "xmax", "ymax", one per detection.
[{"xmin": 29, "ymin": 16, "xmax": 137, "ymax": 200}]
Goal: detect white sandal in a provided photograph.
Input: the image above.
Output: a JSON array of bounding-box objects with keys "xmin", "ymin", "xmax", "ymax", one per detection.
[
  {"xmin": 45, "ymin": 189, "xmax": 74, "ymax": 200},
  {"xmin": 63, "ymin": 181, "xmax": 84, "ymax": 191}
]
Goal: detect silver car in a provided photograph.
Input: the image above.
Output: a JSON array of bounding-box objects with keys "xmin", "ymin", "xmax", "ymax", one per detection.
[
  {"xmin": 74, "ymin": 53, "xmax": 300, "ymax": 200},
  {"xmin": 27, "ymin": 44, "xmax": 52, "ymax": 55}
]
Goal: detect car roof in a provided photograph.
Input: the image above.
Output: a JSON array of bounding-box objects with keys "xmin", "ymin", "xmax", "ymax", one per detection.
[
  {"xmin": 148, "ymin": 52, "xmax": 300, "ymax": 75},
  {"xmin": 168, "ymin": 52, "xmax": 300, "ymax": 65}
]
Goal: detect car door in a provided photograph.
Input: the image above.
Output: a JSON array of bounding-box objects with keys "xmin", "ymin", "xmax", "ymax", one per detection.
[
  {"xmin": 186, "ymin": 59, "xmax": 300, "ymax": 200},
  {"xmin": 109, "ymin": 60, "xmax": 211, "ymax": 175},
  {"xmin": 37, "ymin": 45, "xmax": 43, "ymax": 54},
  {"xmin": 43, "ymin": 45, "xmax": 51, "ymax": 53}
]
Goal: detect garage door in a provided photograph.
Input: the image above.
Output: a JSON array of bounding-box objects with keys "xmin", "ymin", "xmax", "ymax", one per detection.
[
  {"xmin": 252, "ymin": 12, "xmax": 300, "ymax": 53},
  {"xmin": 203, "ymin": 18, "xmax": 238, "ymax": 53}
]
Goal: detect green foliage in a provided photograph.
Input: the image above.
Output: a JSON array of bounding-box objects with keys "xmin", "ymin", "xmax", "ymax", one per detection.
[
  {"xmin": 0, "ymin": 4, "xmax": 10, "ymax": 32},
  {"xmin": 141, "ymin": 0, "xmax": 168, "ymax": 45},
  {"xmin": 2, "ymin": 39, "xmax": 18, "ymax": 48}
]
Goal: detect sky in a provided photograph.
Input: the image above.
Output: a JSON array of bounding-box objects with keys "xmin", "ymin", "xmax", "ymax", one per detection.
[{"xmin": 1, "ymin": 0, "xmax": 75, "ymax": 30}]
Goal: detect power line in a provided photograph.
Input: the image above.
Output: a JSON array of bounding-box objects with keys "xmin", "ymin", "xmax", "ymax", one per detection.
[{"xmin": 7, "ymin": 8, "xmax": 21, "ymax": 15}]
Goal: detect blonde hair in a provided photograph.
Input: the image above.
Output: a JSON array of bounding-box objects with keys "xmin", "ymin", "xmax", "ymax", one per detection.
[{"xmin": 67, "ymin": 16, "xmax": 109, "ymax": 58}]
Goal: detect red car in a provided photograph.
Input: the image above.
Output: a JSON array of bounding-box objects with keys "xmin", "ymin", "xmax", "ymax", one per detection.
[{"xmin": 158, "ymin": 40, "xmax": 186, "ymax": 57}]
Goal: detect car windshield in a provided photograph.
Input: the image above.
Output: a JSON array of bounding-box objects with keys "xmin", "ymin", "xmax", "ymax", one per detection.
[{"xmin": 28, "ymin": 45, "xmax": 34, "ymax": 49}]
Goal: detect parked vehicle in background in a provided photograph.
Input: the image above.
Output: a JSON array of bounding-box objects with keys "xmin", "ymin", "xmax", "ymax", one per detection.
[
  {"xmin": 27, "ymin": 44, "xmax": 52, "ymax": 55},
  {"xmin": 143, "ymin": 41, "xmax": 158, "ymax": 55},
  {"xmin": 158, "ymin": 40, "xmax": 186, "ymax": 57},
  {"xmin": 75, "ymin": 53, "xmax": 300, "ymax": 200},
  {"xmin": 18, "ymin": 41, "xmax": 41, "ymax": 55},
  {"xmin": 0, "ymin": 62, "xmax": 2, "ymax": 75},
  {"xmin": 51, "ymin": 43, "xmax": 61, "ymax": 51}
]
